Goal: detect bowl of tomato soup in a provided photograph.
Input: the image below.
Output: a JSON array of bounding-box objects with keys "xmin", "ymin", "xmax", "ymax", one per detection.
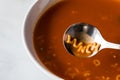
[{"xmin": 23, "ymin": 0, "xmax": 120, "ymax": 80}]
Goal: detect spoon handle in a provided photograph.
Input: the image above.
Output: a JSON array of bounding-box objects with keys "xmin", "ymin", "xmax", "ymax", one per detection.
[{"xmin": 104, "ymin": 41, "xmax": 120, "ymax": 50}]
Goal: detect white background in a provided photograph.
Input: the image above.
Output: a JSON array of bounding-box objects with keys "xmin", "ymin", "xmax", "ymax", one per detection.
[{"xmin": 0, "ymin": 0, "xmax": 51, "ymax": 80}]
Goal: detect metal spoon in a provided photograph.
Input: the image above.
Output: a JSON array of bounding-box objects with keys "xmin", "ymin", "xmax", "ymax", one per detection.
[{"xmin": 63, "ymin": 23, "xmax": 120, "ymax": 58}]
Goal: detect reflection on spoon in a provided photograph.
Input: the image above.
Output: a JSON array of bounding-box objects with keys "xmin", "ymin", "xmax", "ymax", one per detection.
[{"xmin": 63, "ymin": 23, "xmax": 120, "ymax": 58}]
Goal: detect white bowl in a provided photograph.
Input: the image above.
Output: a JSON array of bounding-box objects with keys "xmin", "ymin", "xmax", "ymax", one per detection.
[{"xmin": 23, "ymin": 0, "xmax": 63, "ymax": 80}]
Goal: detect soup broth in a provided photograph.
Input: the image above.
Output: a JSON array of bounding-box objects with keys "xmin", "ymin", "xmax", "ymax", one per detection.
[{"xmin": 33, "ymin": 0, "xmax": 120, "ymax": 80}]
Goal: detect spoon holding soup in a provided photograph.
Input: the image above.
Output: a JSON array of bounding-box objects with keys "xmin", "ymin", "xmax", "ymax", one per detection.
[{"xmin": 63, "ymin": 23, "xmax": 120, "ymax": 58}]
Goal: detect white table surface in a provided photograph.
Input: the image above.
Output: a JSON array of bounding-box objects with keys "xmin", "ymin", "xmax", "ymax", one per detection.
[{"xmin": 0, "ymin": 0, "xmax": 51, "ymax": 80}]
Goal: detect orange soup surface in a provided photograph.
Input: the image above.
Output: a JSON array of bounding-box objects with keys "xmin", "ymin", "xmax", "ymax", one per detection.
[{"xmin": 33, "ymin": 0, "xmax": 120, "ymax": 80}]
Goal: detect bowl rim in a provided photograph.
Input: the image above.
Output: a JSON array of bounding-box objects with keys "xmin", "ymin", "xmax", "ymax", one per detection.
[{"xmin": 22, "ymin": 0, "xmax": 63, "ymax": 80}]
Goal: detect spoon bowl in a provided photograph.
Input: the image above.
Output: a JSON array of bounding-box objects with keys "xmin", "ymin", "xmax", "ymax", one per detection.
[{"xmin": 63, "ymin": 23, "xmax": 120, "ymax": 58}]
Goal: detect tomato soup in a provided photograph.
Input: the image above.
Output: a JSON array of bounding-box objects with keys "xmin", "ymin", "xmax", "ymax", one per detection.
[{"xmin": 33, "ymin": 0, "xmax": 120, "ymax": 80}]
